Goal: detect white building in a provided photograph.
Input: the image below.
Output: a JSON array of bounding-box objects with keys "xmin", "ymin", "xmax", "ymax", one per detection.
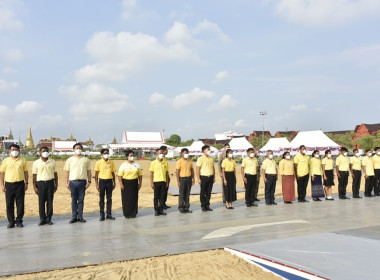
[{"xmin": 215, "ymin": 130, "xmax": 245, "ymax": 141}]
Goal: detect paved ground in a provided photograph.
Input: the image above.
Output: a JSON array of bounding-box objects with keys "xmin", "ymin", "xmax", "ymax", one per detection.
[{"xmin": 1, "ymin": 195, "xmax": 379, "ymax": 276}]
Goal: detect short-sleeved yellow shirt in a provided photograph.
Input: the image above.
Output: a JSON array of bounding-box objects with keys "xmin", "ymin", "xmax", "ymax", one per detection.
[
  {"xmin": 118, "ymin": 161, "xmax": 142, "ymax": 180},
  {"xmin": 293, "ymin": 154, "xmax": 309, "ymax": 177},
  {"xmin": 241, "ymin": 157, "xmax": 258, "ymax": 175},
  {"xmin": 196, "ymin": 155, "xmax": 215, "ymax": 176},
  {"xmin": 222, "ymin": 158, "xmax": 236, "ymax": 172},
  {"xmin": 95, "ymin": 159, "xmax": 116, "ymax": 180},
  {"xmin": 322, "ymin": 157, "xmax": 334, "ymax": 170},
  {"xmin": 0, "ymin": 157, "xmax": 28, "ymax": 183},
  {"xmin": 150, "ymin": 159, "xmax": 169, "ymax": 182},
  {"xmin": 336, "ymin": 155, "xmax": 350, "ymax": 172},
  {"xmin": 350, "ymin": 156, "xmax": 361, "ymax": 171},
  {"xmin": 310, "ymin": 158, "xmax": 322, "ymax": 176},
  {"xmin": 64, "ymin": 156, "xmax": 91, "ymax": 181},
  {"xmin": 262, "ymin": 158, "xmax": 277, "ymax": 175},
  {"xmin": 362, "ymin": 156, "xmax": 375, "ymax": 176},
  {"xmin": 373, "ymin": 154, "xmax": 380, "ymax": 170},
  {"xmin": 279, "ymin": 159, "xmax": 294, "ymax": 175},
  {"xmin": 175, "ymin": 158, "xmax": 193, "ymax": 177},
  {"xmin": 32, "ymin": 158, "xmax": 56, "ymax": 181}
]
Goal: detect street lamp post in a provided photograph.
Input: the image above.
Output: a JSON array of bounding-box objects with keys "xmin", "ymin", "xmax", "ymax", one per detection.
[{"xmin": 259, "ymin": 111, "xmax": 267, "ymax": 147}]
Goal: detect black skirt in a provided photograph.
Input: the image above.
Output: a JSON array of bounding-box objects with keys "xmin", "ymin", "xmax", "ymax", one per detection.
[
  {"xmin": 223, "ymin": 172, "xmax": 237, "ymax": 202},
  {"xmin": 323, "ymin": 170, "xmax": 335, "ymax": 186},
  {"xmin": 121, "ymin": 179, "xmax": 139, "ymax": 218}
]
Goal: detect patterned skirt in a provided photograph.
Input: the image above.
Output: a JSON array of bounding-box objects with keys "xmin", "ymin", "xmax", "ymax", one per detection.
[{"xmin": 311, "ymin": 175, "xmax": 325, "ymax": 198}]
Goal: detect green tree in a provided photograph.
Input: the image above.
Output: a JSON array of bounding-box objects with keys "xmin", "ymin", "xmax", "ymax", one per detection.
[
  {"xmin": 249, "ymin": 136, "xmax": 270, "ymax": 149},
  {"xmin": 165, "ymin": 134, "xmax": 182, "ymax": 147},
  {"xmin": 326, "ymin": 131, "xmax": 354, "ymax": 149},
  {"xmin": 180, "ymin": 139, "xmax": 195, "ymax": 146},
  {"xmin": 355, "ymin": 135, "xmax": 375, "ymax": 151}
]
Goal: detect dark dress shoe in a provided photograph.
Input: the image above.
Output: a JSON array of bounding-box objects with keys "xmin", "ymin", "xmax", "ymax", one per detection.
[
  {"xmin": 344, "ymin": 196, "xmax": 350, "ymax": 200},
  {"xmin": 99, "ymin": 216, "xmax": 105, "ymax": 221},
  {"xmin": 78, "ymin": 218, "xmax": 86, "ymax": 223},
  {"xmin": 186, "ymin": 209, "xmax": 193, "ymax": 213},
  {"xmin": 163, "ymin": 204, "xmax": 171, "ymax": 209},
  {"xmin": 7, "ymin": 223, "xmax": 15, "ymax": 229},
  {"xmin": 246, "ymin": 203, "xmax": 252, "ymax": 207},
  {"xmin": 254, "ymin": 199, "xmax": 260, "ymax": 202},
  {"xmin": 266, "ymin": 203, "xmax": 271, "ymax": 206},
  {"xmin": 271, "ymin": 202, "xmax": 277, "ymax": 205},
  {"xmin": 228, "ymin": 207, "xmax": 234, "ymax": 209},
  {"xmin": 16, "ymin": 223, "xmax": 23, "ymax": 228},
  {"xmin": 251, "ymin": 203, "xmax": 258, "ymax": 207},
  {"xmin": 179, "ymin": 210, "xmax": 186, "ymax": 214},
  {"xmin": 206, "ymin": 206, "xmax": 213, "ymax": 211},
  {"xmin": 154, "ymin": 211, "xmax": 160, "ymax": 216},
  {"xmin": 202, "ymin": 207, "xmax": 207, "ymax": 212},
  {"xmin": 358, "ymin": 196, "xmax": 363, "ymax": 199},
  {"xmin": 106, "ymin": 215, "xmax": 115, "ymax": 220},
  {"xmin": 69, "ymin": 218, "xmax": 77, "ymax": 224},
  {"xmin": 284, "ymin": 201, "xmax": 292, "ymax": 204},
  {"xmin": 46, "ymin": 220, "xmax": 54, "ymax": 225},
  {"xmin": 159, "ymin": 211, "xmax": 167, "ymax": 216},
  {"xmin": 326, "ymin": 198, "xmax": 335, "ymax": 201},
  {"xmin": 38, "ymin": 221, "xmax": 46, "ymax": 226}
]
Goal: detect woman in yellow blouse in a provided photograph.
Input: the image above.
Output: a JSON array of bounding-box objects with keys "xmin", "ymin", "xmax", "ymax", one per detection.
[
  {"xmin": 279, "ymin": 152, "xmax": 296, "ymax": 204},
  {"xmin": 322, "ymin": 149, "xmax": 335, "ymax": 200},
  {"xmin": 310, "ymin": 150, "xmax": 325, "ymax": 201},
  {"xmin": 117, "ymin": 150, "xmax": 143, "ymax": 218},
  {"xmin": 222, "ymin": 149, "xmax": 237, "ymax": 209}
]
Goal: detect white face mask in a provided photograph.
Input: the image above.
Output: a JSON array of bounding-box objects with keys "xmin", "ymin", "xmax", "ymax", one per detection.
[
  {"xmin": 343, "ymin": 152, "xmax": 348, "ymax": 157},
  {"xmin": 103, "ymin": 154, "xmax": 110, "ymax": 159},
  {"xmin": 377, "ymin": 152, "xmax": 380, "ymax": 156},
  {"xmin": 249, "ymin": 153, "xmax": 255, "ymax": 158},
  {"xmin": 355, "ymin": 153, "xmax": 360, "ymax": 157},
  {"xmin": 75, "ymin": 149, "xmax": 82, "ymax": 155},
  {"xmin": 206, "ymin": 150, "xmax": 211, "ymax": 156},
  {"xmin": 285, "ymin": 155, "xmax": 291, "ymax": 160},
  {"xmin": 11, "ymin": 150, "xmax": 19, "ymax": 157},
  {"xmin": 128, "ymin": 156, "xmax": 134, "ymax": 161},
  {"xmin": 268, "ymin": 154, "xmax": 273, "ymax": 159},
  {"xmin": 327, "ymin": 154, "xmax": 332, "ymax": 158},
  {"xmin": 158, "ymin": 154, "xmax": 164, "ymax": 159},
  {"xmin": 183, "ymin": 153, "xmax": 189, "ymax": 159},
  {"xmin": 228, "ymin": 153, "xmax": 233, "ymax": 158},
  {"xmin": 41, "ymin": 152, "xmax": 50, "ymax": 158},
  {"xmin": 301, "ymin": 150, "xmax": 306, "ymax": 154},
  {"xmin": 314, "ymin": 154, "xmax": 320, "ymax": 158},
  {"xmin": 367, "ymin": 153, "xmax": 372, "ymax": 157}
]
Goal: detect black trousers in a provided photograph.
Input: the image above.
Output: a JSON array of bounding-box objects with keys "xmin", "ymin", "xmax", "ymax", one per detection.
[
  {"xmin": 365, "ymin": 176, "xmax": 375, "ymax": 196},
  {"xmin": 265, "ymin": 175, "xmax": 276, "ymax": 204},
  {"xmin": 163, "ymin": 177, "xmax": 170, "ymax": 204},
  {"xmin": 338, "ymin": 171, "xmax": 349, "ymax": 198},
  {"xmin": 374, "ymin": 169, "xmax": 380, "ymax": 195},
  {"xmin": 297, "ymin": 174, "xmax": 309, "ymax": 201},
  {"xmin": 153, "ymin": 181, "xmax": 167, "ymax": 212},
  {"xmin": 200, "ymin": 175, "xmax": 214, "ymax": 207},
  {"xmin": 37, "ymin": 180, "xmax": 55, "ymax": 221},
  {"xmin": 5, "ymin": 181, "xmax": 25, "ymax": 224},
  {"xmin": 352, "ymin": 170, "xmax": 362, "ymax": 198},
  {"xmin": 178, "ymin": 177, "xmax": 192, "ymax": 210},
  {"xmin": 99, "ymin": 179, "xmax": 113, "ymax": 216},
  {"xmin": 245, "ymin": 174, "xmax": 257, "ymax": 204}
]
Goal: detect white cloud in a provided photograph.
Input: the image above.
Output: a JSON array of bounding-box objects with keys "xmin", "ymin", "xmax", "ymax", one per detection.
[
  {"xmin": 208, "ymin": 94, "xmax": 238, "ymax": 111},
  {"xmin": 60, "ymin": 84, "xmax": 130, "ymax": 117},
  {"xmin": 39, "ymin": 114, "xmax": 63, "ymax": 125},
  {"xmin": 234, "ymin": 119, "xmax": 249, "ymax": 128},
  {"xmin": 213, "ymin": 70, "xmax": 228, "ymax": 83},
  {"xmin": 1, "ymin": 66, "xmax": 18, "ymax": 74},
  {"xmin": 2, "ymin": 48, "xmax": 23, "ymax": 62},
  {"xmin": 274, "ymin": 0, "xmax": 380, "ymax": 26},
  {"xmin": 149, "ymin": 92, "xmax": 169, "ymax": 104},
  {"xmin": 0, "ymin": 0, "xmax": 23, "ymax": 31},
  {"xmin": 0, "ymin": 78, "xmax": 18, "ymax": 92},
  {"xmin": 337, "ymin": 43, "xmax": 380, "ymax": 67},
  {"xmin": 122, "ymin": 0, "xmax": 136, "ymax": 8},
  {"xmin": 290, "ymin": 104, "xmax": 307, "ymax": 111},
  {"xmin": 193, "ymin": 20, "xmax": 230, "ymax": 42},
  {"xmin": 14, "ymin": 101, "xmax": 42, "ymax": 113},
  {"xmin": 0, "ymin": 105, "xmax": 11, "ymax": 117}
]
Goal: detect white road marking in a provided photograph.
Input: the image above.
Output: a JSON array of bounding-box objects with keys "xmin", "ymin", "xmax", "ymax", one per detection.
[{"xmin": 201, "ymin": 220, "xmax": 309, "ymax": 240}]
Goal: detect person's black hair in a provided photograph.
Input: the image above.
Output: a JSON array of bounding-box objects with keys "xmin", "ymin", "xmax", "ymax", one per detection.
[
  {"xmin": 125, "ymin": 149, "xmax": 134, "ymax": 157},
  {"xmin": 40, "ymin": 146, "xmax": 49, "ymax": 152},
  {"xmin": 160, "ymin": 145, "xmax": 167, "ymax": 151},
  {"xmin": 181, "ymin": 148, "xmax": 189, "ymax": 153},
  {"xmin": 374, "ymin": 147, "xmax": 380, "ymax": 151},
  {"xmin": 283, "ymin": 151, "xmax": 290, "ymax": 159},
  {"xmin": 365, "ymin": 149, "xmax": 371, "ymax": 153},
  {"xmin": 267, "ymin": 150, "xmax": 273, "ymax": 154},
  {"xmin": 202, "ymin": 145, "xmax": 210, "ymax": 152},
  {"xmin": 312, "ymin": 150, "xmax": 319, "ymax": 157},
  {"xmin": 246, "ymin": 148, "xmax": 253, "ymax": 153},
  {"xmin": 156, "ymin": 148, "xmax": 161, "ymax": 153},
  {"xmin": 73, "ymin": 143, "xmax": 83, "ymax": 149},
  {"xmin": 340, "ymin": 147, "xmax": 348, "ymax": 152},
  {"xmin": 100, "ymin": 148, "xmax": 109, "ymax": 154},
  {"xmin": 226, "ymin": 148, "xmax": 232, "ymax": 155},
  {"xmin": 325, "ymin": 149, "xmax": 331, "ymax": 155},
  {"xmin": 299, "ymin": 145, "xmax": 306, "ymax": 149},
  {"xmin": 353, "ymin": 149, "xmax": 358, "ymax": 153},
  {"xmin": 10, "ymin": 144, "xmax": 20, "ymax": 150}
]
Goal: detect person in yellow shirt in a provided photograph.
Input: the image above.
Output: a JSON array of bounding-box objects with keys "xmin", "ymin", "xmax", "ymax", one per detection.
[
  {"xmin": 118, "ymin": 149, "xmax": 142, "ymax": 219},
  {"xmin": 362, "ymin": 149, "xmax": 375, "ymax": 197},
  {"xmin": 293, "ymin": 145, "xmax": 310, "ymax": 203},
  {"xmin": 279, "ymin": 151, "xmax": 295, "ymax": 204},
  {"xmin": 261, "ymin": 150, "xmax": 277, "ymax": 205},
  {"xmin": 32, "ymin": 146, "xmax": 58, "ymax": 226},
  {"xmin": 349, "ymin": 149, "xmax": 362, "ymax": 199},
  {"xmin": 310, "ymin": 150, "xmax": 324, "ymax": 201},
  {"xmin": 322, "ymin": 150, "xmax": 335, "ymax": 200},
  {"xmin": 175, "ymin": 148, "xmax": 194, "ymax": 214},
  {"xmin": 222, "ymin": 149, "xmax": 237, "ymax": 209},
  {"xmin": 241, "ymin": 148, "xmax": 259, "ymax": 207},
  {"xmin": 150, "ymin": 148, "xmax": 169, "ymax": 216},
  {"xmin": 373, "ymin": 147, "xmax": 380, "ymax": 196},
  {"xmin": 218, "ymin": 143, "xmax": 230, "ymax": 203},
  {"xmin": 196, "ymin": 145, "xmax": 215, "ymax": 212},
  {"xmin": 0, "ymin": 144, "xmax": 28, "ymax": 229},
  {"xmin": 64, "ymin": 143, "xmax": 91, "ymax": 224},
  {"xmin": 160, "ymin": 145, "xmax": 171, "ymax": 210},
  {"xmin": 335, "ymin": 147, "xmax": 350, "ymax": 199},
  {"xmin": 95, "ymin": 148, "xmax": 116, "ymax": 221}
]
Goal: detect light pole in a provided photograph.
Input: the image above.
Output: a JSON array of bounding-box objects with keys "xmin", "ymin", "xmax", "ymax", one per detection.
[{"xmin": 259, "ymin": 111, "xmax": 267, "ymax": 147}]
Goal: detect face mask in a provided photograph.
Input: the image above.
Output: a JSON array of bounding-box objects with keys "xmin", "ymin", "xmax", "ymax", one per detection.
[
  {"xmin": 268, "ymin": 154, "xmax": 273, "ymax": 159},
  {"xmin": 206, "ymin": 150, "xmax": 211, "ymax": 156},
  {"xmin": 228, "ymin": 153, "xmax": 233, "ymax": 158},
  {"xmin": 314, "ymin": 154, "xmax": 320, "ymax": 158},
  {"xmin": 249, "ymin": 153, "xmax": 254, "ymax": 158},
  {"xmin": 367, "ymin": 153, "xmax": 372, "ymax": 157},
  {"xmin": 11, "ymin": 150, "xmax": 19, "ymax": 157},
  {"xmin": 75, "ymin": 149, "xmax": 82, "ymax": 155},
  {"xmin": 327, "ymin": 154, "xmax": 332, "ymax": 158},
  {"xmin": 343, "ymin": 152, "xmax": 348, "ymax": 157},
  {"xmin": 301, "ymin": 150, "xmax": 306, "ymax": 154},
  {"xmin": 285, "ymin": 155, "xmax": 291, "ymax": 160},
  {"xmin": 355, "ymin": 153, "xmax": 360, "ymax": 157},
  {"xmin": 183, "ymin": 154, "xmax": 189, "ymax": 159},
  {"xmin": 158, "ymin": 154, "xmax": 164, "ymax": 159},
  {"xmin": 128, "ymin": 156, "xmax": 134, "ymax": 161},
  {"xmin": 377, "ymin": 152, "xmax": 380, "ymax": 156},
  {"xmin": 41, "ymin": 152, "xmax": 49, "ymax": 158},
  {"xmin": 103, "ymin": 154, "xmax": 109, "ymax": 159}
]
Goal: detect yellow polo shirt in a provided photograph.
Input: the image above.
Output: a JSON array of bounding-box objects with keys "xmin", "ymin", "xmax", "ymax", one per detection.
[
  {"xmin": 294, "ymin": 154, "xmax": 309, "ymax": 177},
  {"xmin": 32, "ymin": 158, "xmax": 56, "ymax": 181},
  {"xmin": 64, "ymin": 156, "xmax": 91, "ymax": 181},
  {"xmin": 0, "ymin": 157, "xmax": 28, "ymax": 183},
  {"xmin": 118, "ymin": 161, "xmax": 142, "ymax": 180},
  {"xmin": 196, "ymin": 155, "xmax": 215, "ymax": 176},
  {"xmin": 350, "ymin": 156, "xmax": 361, "ymax": 171},
  {"xmin": 373, "ymin": 154, "xmax": 380, "ymax": 170},
  {"xmin": 175, "ymin": 158, "xmax": 193, "ymax": 177},
  {"xmin": 362, "ymin": 156, "xmax": 375, "ymax": 176},
  {"xmin": 279, "ymin": 159, "xmax": 294, "ymax": 175},
  {"xmin": 322, "ymin": 158, "xmax": 334, "ymax": 170},
  {"xmin": 95, "ymin": 159, "xmax": 116, "ymax": 180},
  {"xmin": 310, "ymin": 158, "xmax": 322, "ymax": 176},
  {"xmin": 336, "ymin": 155, "xmax": 350, "ymax": 172},
  {"xmin": 222, "ymin": 159, "xmax": 236, "ymax": 172},
  {"xmin": 241, "ymin": 157, "xmax": 258, "ymax": 175},
  {"xmin": 262, "ymin": 158, "xmax": 277, "ymax": 175},
  {"xmin": 150, "ymin": 159, "xmax": 169, "ymax": 182}
]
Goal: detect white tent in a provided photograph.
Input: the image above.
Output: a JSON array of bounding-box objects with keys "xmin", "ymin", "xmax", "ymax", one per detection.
[
  {"xmin": 188, "ymin": 140, "xmax": 218, "ymax": 157},
  {"xmin": 259, "ymin": 137, "xmax": 291, "ymax": 156},
  {"xmin": 289, "ymin": 130, "xmax": 340, "ymax": 155},
  {"xmin": 228, "ymin": 137, "xmax": 253, "ymax": 156}
]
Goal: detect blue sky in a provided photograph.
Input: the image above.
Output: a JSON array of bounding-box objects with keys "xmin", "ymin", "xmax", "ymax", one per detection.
[{"xmin": 1, "ymin": 0, "xmax": 380, "ymax": 144}]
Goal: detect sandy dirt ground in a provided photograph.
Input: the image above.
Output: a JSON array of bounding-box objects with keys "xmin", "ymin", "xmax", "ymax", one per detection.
[{"xmin": 5, "ymin": 249, "xmax": 281, "ymax": 280}]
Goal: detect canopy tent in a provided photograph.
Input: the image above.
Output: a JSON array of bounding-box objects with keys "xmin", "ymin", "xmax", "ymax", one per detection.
[
  {"xmin": 289, "ymin": 130, "xmax": 340, "ymax": 155},
  {"xmin": 259, "ymin": 137, "xmax": 291, "ymax": 156},
  {"xmin": 188, "ymin": 140, "xmax": 218, "ymax": 157},
  {"xmin": 228, "ymin": 137, "xmax": 253, "ymax": 156}
]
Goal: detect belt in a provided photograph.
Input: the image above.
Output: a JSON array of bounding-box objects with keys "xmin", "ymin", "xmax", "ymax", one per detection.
[
  {"xmin": 266, "ymin": 174, "xmax": 276, "ymax": 176},
  {"xmin": 245, "ymin": 173, "xmax": 257, "ymax": 176},
  {"xmin": 71, "ymin": 179, "xmax": 86, "ymax": 181},
  {"xmin": 37, "ymin": 179, "xmax": 54, "ymax": 183},
  {"xmin": 200, "ymin": 175, "xmax": 214, "ymax": 177},
  {"xmin": 180, "ymin": 176, "xmax": 192, "ymax": 179},
  {"xmin": 99, "ymin": 178, "xmax": 113, "ymax": 181}
]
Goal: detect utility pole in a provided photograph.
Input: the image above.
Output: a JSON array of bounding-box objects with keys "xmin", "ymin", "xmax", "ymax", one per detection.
[{"xmin": 259, "ymin": 111, "xmax": 267, "ymax": 147}]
